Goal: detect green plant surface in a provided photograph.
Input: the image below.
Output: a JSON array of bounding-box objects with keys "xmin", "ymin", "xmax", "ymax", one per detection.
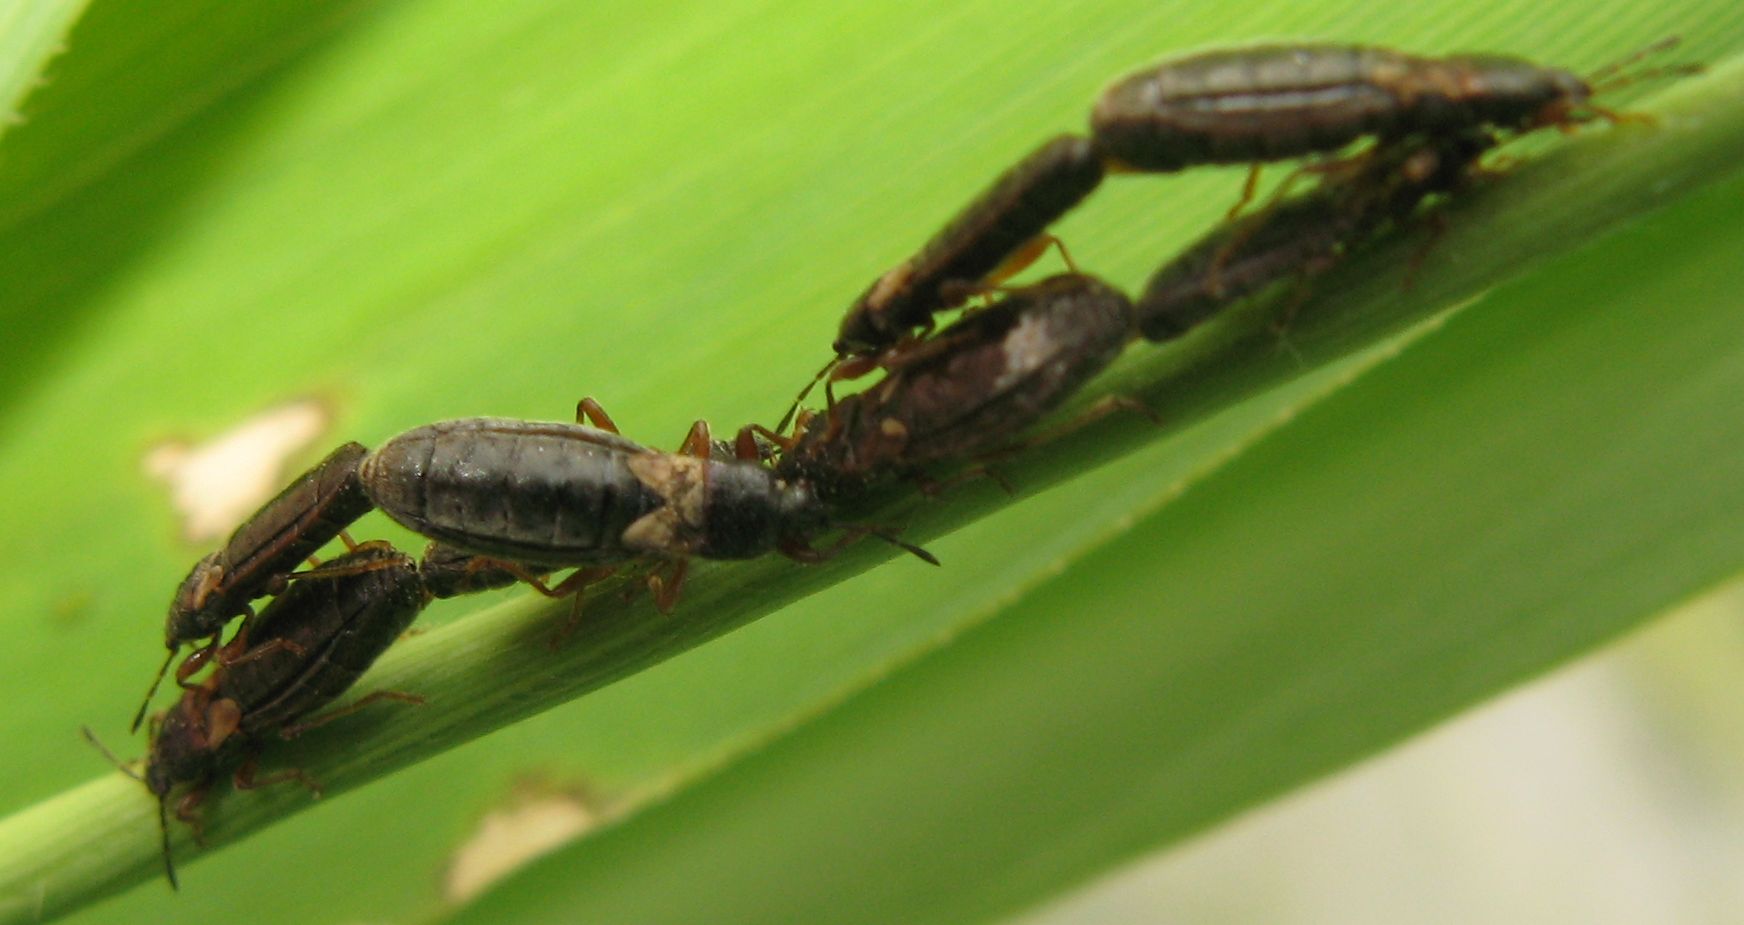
[
  {"xmin": 0, "ymin": 0, "xmax": 88, "ymax": 143},
  {"xmin": 0, "ymin": 1, "xmax": 1739, "ymax": 923},
  {"xmin": 444, "ymin": 147, "xmax": 1744, "ymax": 925}
]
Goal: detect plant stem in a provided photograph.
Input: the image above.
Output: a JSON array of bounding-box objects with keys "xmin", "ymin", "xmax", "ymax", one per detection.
[{"xmin": 3, "ymin": 55, "xmax": 1742, "ymax": 925}]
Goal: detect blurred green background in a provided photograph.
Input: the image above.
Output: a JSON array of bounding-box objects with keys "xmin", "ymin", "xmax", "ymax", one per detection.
[{"xmin": 1, "ymin": 0, "xmax": 1741, "ymax": 922}]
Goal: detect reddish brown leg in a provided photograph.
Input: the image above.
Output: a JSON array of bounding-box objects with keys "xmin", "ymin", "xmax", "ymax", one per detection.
[
  {"xmin": 215, "ymin": 636, "xmax": 309, "ymax": 670},
  {"xmin": 824, "ymin": 354, "xmax": 880, "ymax": 412},
  {"xmin": 550, "ymin": 597, "xmax": 587, "ymax": 650},
  {"xmin": 678, "ymin": 420, "xmax": 712, "ymax": 459},
  {"xmin": 175, "ymin": 642, "xmax": 216, "ymax": 686},
  {"xmin": 174, "ymin": 786, "xmax": 211, "ymax": 847},
  {"xmin": 456, "ymin": 557, "xmax": 565, "ymax": 597},
  {"xmin": 917, "ymin": 462, "xmax": 1016, "ymax": 498},
  {"xmin": 544, "ymin": 566, "xmax": 617, "ymax": 648},
  {"xmin": 1205, "ymin": 222, "xmax": 1258, "ymax": 299},
  {"xmin": 984, "ymin": 230, "xmax": 1078, "ymax": 291},
  {"xmin": 233, "ymin": 752, "xmax": 323, "ymax": 797},
  {"xmin": 921, "ymin": 398, "xmax": 1156, "ymax": 498},
  {"xmin": 176, "ymin": 626, "xmax": 237, "ymax": 686},
  {"xmin": 789, "ymin": 409, "xmax": 820, "ymax": 444},
  {"xmin": 288, "ymin": 540, "xmax": 402, "ymax": 581},
  {"xmin": 545, "ymin": 565, "xmax": 615, "ymax": 598},
  {"xmin": 1584, "ymin": 104, "xmax": 1658, "ymax": 129},
  {"xmin": 734, "ymin": 428, "xmax": 768, "ymax": 462},
  {"xmin": 446, "ymin": 554, "xmax": 551, "ymax": 597},
  {"xmin": 279, "ymin": 690, "xmax": 427, "ymax": 740},
  {"xmin": 1226, "ymin": 163, "xmax": 1264, "ymax": 220},
  {"xmin": 575, "ymin": 396, "xmax": 621, "ymax": 433},
  {"xmin": 1206, "ymin": 156, "xmax": 1344, "ymax": 295},
  {"xmin": 1049, "ymin": 234, "xmax": 1080, "ymax": 274},
  {"xmin": 735, "ymin": 423, "xmax": 797, "ymax": 461},
  {"xmin": 986, "ymin": 234, "xmax": 1054, "ymax": 285},
  {"xmin": 1402, "ymin": 211, "xmax": 1450, "ymax": 291},
  {"xmin": 338, "ymin": 530, "xmax": 360, "ymax": 552},
  {"xmin": 646, "ymin": 559, "xmax": 690, "ymax": 613},
  {"xmin": 1017, "ymin": 395, "xmax": 1160, "ymax": 447},
  {"xmin": 777, "ymin": 537, "xmax": 835, "ymax": 564}
]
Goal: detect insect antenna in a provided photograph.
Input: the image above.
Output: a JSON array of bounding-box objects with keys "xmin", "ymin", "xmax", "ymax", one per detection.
[
  {"xmin": 81, "ymin": 725, "xmax": 142, "ymax": 781},
  {"xmin": 776, "ymin": 356, "xmax": 838, "ymax": 436},
  {"xmin": 84, "ymin": 722, "xmax": 181, "ymax": 886},
  {"xmin": 1585, "ymin": 36, "xmax": 1703, "ymax": 94},
  {"xmin": 130, "ymin": 650, "xmax": 178, "ymax": 733},
  {"xmin": 157, "ymin": 799, "xmax": 179, "ymax": 891},
  {"xmin": 864, "ymin": 527, "xmax": 940, "ymax": 566}
]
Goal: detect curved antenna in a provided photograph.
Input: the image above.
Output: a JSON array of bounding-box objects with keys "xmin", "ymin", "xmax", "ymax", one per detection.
[
  {"xmin": 864, "ymin": 527, "xmax": 940, "ymax": 566},
  {"xmin": 1585, "ymin": 36, "xmax": 1702, "ymax": 95},
  {"xmin": 776, "ymin": 356, "xmax": 839, "ymax": 436},
  {"xmin": 130, "ymin": 650, "xmax": 178, "ymax": 733},
  {"xmin": 1586, "ymin": 36, "xmax": 1679, "ymax": 85},
  {"xmin": 158, "ymin": 798, "xmax": 179, "ymax": 891},
  {"xmin": 82, "ymin": 726, "xmax": 181, "ymax": 889},
  {"xmin": 80, "ymin": 725, "xmax": 142, "ymax": 781}
]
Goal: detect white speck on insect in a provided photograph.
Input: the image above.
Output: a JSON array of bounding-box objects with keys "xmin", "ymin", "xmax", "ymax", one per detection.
[
  {"xmin": 144, "ymin": 399, "xmax": 331, "ymax": 542},
  {"xmin": 994, "ymin": 312, "xmax": 1054, "ymax": 390}
]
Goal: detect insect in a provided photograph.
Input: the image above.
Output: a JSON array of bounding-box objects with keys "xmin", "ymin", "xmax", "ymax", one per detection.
[
  {"xmin": 416, "ymin": 541, "xmax": 534, "ymax": 600},
  {"xmin": 1135, "ymin": 129, "xmax": 1499, "ymax": 342},
  {"xmin": 134, "ymin": 441, "xmax": 377, "ymax": 731},
  {"xmin": 1090, "ymin": 39, "xmax": 1693, "ymax": 172},
  {"xmin": 781, "ymin": 273, "xmax": 1141, "ymax": 501},
  {"xmin": 102, "ymin": 543, "xmax": 428, "ymax": 888},
  {"xmin": 358, "ymin": 404, "xmax": 934, "ymax": 611},
  {"xmin": 213, "ymin": 542, "xmax": 427, "ymax": 738},
  {"xmin": 834, "ymin": 134, "xmax": 1106, "ymax": 361}
]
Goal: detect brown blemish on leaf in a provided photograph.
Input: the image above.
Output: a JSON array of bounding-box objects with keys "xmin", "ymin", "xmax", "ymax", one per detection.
[
  {"xmin": 144, "ymin": 399, "xmax": 331, "ymax": 543},
  {"xmin": 443, "ymin": 779, "xmax": 603, "ymax": 904}
]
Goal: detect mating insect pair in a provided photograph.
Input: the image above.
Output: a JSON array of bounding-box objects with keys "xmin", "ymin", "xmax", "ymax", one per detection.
[
  {"xmin": 771, "ymin": 130, "xmax": 1516, "ymax": 503},
  {"xmin": 142, "ymin": 405, "xmax": 945, "ymax": 718},
  {"xmin": 826, "ymin": 39, "xmax": 1696, "ymax": 372},
  {"xmin": 92, "ymin": 543, "xmax": 428, "ymax": 887},
  {"xmin": 762, "ymin": 40, "xmax": 1696, "ymax": 522},
  {"xmin": 117, "ymin": 397, "xmax": 952, "ymax": 884}
]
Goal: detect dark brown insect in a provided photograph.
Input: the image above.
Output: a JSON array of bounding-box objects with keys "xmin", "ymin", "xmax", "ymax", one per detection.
[
  {"xmin": 416, "ymin": 541, "xmax": 532, "ymax": 600},
  {"xmin": 116, "ymin": 543, "xmax": 427, "ymax": 887},
  {"xmin": 358, "ymin": 404, "xmax": 933, "ymax": 611},
  {"xmin": 213, "ymin": 543, "xmax": 427, "ymax": 737},
  {"xmin": 834, "ymin": 134, "xmax": 1106, "ymax": 360},
  {"xmin": 1135, "ymin": 129, "xmax": 1498, "ymax": 341},
  {"xmin": 781, "ymin": 273, "xmax": 1139, "ymax": 501},
  {"xmin": 1091, "ymin": 41, "xmax": 1693, "ymax": 172},
  {"xmin": 135, "ymin": 442, "xmax": 377, "ymax": 732},
  {"xmin": 359, "ymin": 415, "xmax": 824, "ymax": 565}
]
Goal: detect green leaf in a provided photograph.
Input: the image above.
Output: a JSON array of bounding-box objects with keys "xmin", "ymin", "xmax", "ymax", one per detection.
[
  {"xmin": 444, "ymin": 85, "xmax": 1744, "ymax": 924},
  {"xmin": 0, "ymin": 1, "xmax": 1738, "ymax": 923},
  {"xmin": 0, "ymin": 0, "xmax": 87, "ymax": 141}
]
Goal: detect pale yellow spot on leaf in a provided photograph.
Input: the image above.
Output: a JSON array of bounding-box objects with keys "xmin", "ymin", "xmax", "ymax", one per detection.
[
  {"xmin": 144, "ymin": 400, "xmax": 330, "ymax": 542},
  {"xmin": 444, "ymin": 791, "xmax": 598, "ymax": 904}
]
